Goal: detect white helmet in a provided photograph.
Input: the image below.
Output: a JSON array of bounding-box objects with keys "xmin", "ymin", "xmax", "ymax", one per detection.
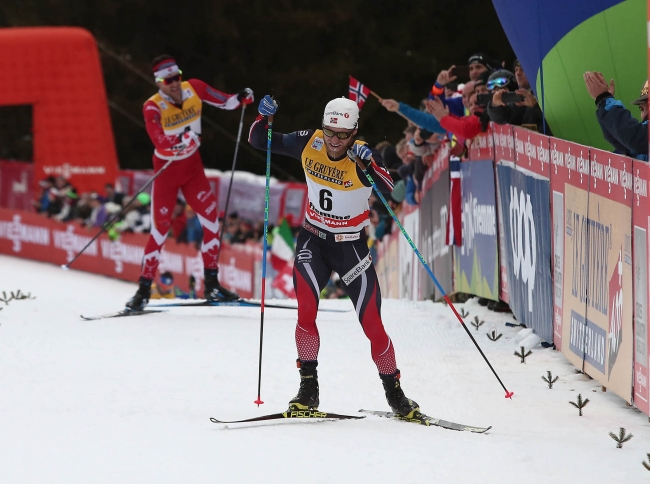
[{"xmin": 323, "ymin": 97, "xmax": 359, "ymax": 130}]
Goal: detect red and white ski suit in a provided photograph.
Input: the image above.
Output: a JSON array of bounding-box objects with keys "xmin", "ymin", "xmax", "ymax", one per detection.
[{"xmin": 140, "ymin": 79, "xmax": 244, "ymax": 280}]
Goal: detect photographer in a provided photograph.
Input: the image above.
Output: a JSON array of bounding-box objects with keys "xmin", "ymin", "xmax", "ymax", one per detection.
[{"xmin": 486, "ymin": 69, "xmax": 551, "ymax": 134}]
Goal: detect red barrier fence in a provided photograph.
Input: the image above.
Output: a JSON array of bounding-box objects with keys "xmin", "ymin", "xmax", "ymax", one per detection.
[{"xmin": 0, "ymin": 207, "xmax": 263, "ymax": 299}]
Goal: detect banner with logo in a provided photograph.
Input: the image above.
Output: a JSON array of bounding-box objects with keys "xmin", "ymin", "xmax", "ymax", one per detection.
[
  {"xmin": 513, "ymin": 127, "xmax": 551, "ymax": 179},
  {"xmin": 0, "ymin": 161, "xmax": 34, "ymax": 211},
  {"xmin": 0, "ymin": 208, "xmax": 262, "ymax": 299},
  {"xmin": 633, "ymin": 159, "xmax": 650, "ymax": 414},
  {"xmin": 467, "ymin": 128, "xmax": 494, "ymax": 162},
  {"xmin": 496, "ymin": 164, "xmax": 553, "ymax": 341},
  {"xmin": 552, "ymin": 140, "xmax": 590, "ymax": 351},
  {"xmin": 492, "ymin": 123, "xmax": 515, "ymax": 303},
  {"xmin": 454, "ymin": 159, "xmax": 499, "ymax": 300},
  {"xmin": 581, "ymin": 149, "xmax": 633, "ymax": 402},
  {"xmin": 419, "ymin": 145, "xmax": 452, "ymax": 300}
]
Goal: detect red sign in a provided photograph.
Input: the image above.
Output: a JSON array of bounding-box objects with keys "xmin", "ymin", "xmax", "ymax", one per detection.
[
  {"xmin": 467, "ymin": 127, "xmax": 494, "ymax": 161},
  {"xmin": 513, "ymin": 127, "xmax": 550, "ymax": 179},
  {"xmin": 0, "ymin": 161, "xmax": 34, "ymax": 210},
  {"xmin": 0, "ymin": 207, "xmax": 262, "ymax": 298},
  {"xmin": 632, "ymin": 159, "xmax": 650, "ymax": 415},
  {"xmin": 492, "ymin": 123, "xmax": 515, "ymax": 163},
  {"xmin": 589, "ymin": 149, "xmax": 634, "ymax": 202}
]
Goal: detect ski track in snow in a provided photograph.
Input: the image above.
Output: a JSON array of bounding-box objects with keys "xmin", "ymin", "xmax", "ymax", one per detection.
[{"xmin": 0, "ymin": 254, "xmax": 648, "ymax": 483}]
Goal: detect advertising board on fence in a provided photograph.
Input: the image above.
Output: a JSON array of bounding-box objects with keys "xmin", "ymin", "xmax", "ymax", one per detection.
[
  {"xmin": 496, "ymin": 164, "xmax": 554, "ymax": 342},
  {"xmin": 419, "ymin": 145, "xmax": 452, "ymax": 300},
  {"xmin": 0, "ymin": 208, "xmax": 262, "ymax": 299},
  {"xmin": 551, "ymin": 140, "xmax": 590, "ymax": 351},
  {"xmin": 513, "ymin": 127, "xmax": 550, "ymax": 179},
  {"xmin": 569, "ymin": 149, "xmax": 634, "ymax": 403},
  {"xmin": 492, "ymin": 123, "xmax": 515, "ymax": 303},
  {"xmin": 454, "ymin": 159, "xmax": 499, "ymax": 300},
  {"xmin": 633, "ymin": 159, "xmax": 650, "ymax": 414}
]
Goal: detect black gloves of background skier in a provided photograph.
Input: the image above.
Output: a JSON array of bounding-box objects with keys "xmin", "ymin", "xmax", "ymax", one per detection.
[{"xmin": 237, "ymin": 88, "xmax": 255, "ymax": 105}]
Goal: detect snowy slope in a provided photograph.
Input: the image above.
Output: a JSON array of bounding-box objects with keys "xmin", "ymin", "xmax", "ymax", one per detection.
[{"xmin": 0, "ymin": 254, "xmax": 649, "ymax": 483}]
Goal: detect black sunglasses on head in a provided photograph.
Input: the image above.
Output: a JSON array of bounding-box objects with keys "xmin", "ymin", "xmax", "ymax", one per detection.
[{"xmin": 322, "ymin": 126, "xmax": 354, "ymax": 139}]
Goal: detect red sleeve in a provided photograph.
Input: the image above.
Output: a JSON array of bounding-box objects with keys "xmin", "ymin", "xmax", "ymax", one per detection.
[
  {"xmin": 143, "ymin": 101, "xmax": 181, "ymax": 150},
  {"xmin": 440, "ymin": 114, "xmax": 482, "ymax": 140},
  {"xmin": 187, "ymin": 78, "xmax": 240, "ymax": 110}
]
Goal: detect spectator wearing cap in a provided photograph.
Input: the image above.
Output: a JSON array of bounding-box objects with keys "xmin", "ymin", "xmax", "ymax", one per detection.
[
  {"xmin": 487, "ymin": 69, "xmax": 551, "ymax": 134},
  {"xmin": 584, "ymin": 72, "xmax": 648, "ymax": 161},
  {"xmin": 429, "ymin": 53, "xmax": 497, "ymax": 117}
]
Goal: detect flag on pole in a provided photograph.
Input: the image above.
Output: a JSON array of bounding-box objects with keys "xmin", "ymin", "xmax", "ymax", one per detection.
[
  {"xmin": 349, "ymin": 76, "xmax": 371, "ymax": 108},
  {"xmin": 270, "ymin": 218, "xmax": 295, "ymax": 271},
  {"xmin": 270, "ymin": 218, "xmax": 296, "ymax": 298}
]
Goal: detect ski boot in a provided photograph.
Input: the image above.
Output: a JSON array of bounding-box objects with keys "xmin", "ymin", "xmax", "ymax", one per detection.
[
  {"xmin": 125, "ymin": 277, "xmax": 152, "ymax": 311},
  {"xmin": 380, "ymin": 370, "xmax": 419, "ymax": 418},
  {"xmin": 288, "ymin": 360, "xmax": 319, "ymax": 410},
  {"xmin": 204, "ymin": 269, "xmax": 239, "ymax": 302}
]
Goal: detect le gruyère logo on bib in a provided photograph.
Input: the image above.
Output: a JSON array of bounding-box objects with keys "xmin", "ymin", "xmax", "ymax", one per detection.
[{"xmin": 311, "ymin": 137, "xmax": 324, "ymax": 151}]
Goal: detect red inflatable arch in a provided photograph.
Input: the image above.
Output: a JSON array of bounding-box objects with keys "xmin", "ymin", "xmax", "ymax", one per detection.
[{"xmin": 0, "ymin": 27, "xmax": 119, "ymax": 193}]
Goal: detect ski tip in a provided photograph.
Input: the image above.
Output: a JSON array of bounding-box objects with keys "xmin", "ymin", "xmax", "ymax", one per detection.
[
  {"xmin": 505, "ymin": 391, "xmax": 514, "ymax": 399},
  {"xmin": 209, "ymin": 417, "xmax": 221, "ymax": 424}
]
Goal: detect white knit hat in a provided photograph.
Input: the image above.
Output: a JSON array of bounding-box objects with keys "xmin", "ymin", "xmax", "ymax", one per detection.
[{"xmin": 323, "ymin": 97, "xmax": 359, "ymax": 129}]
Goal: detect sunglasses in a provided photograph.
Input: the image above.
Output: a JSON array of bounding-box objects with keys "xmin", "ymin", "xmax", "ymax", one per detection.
[
  {"xmin": 157, "ymin": 72, "xmax": 183, "ymax": 85},
  {"xmin": 486, "ymin": 77, "xmax": 510, "ymax": 90},
  {"xmin": 322, "ymin": 127, "xmax": 354, "ymax": 139}
]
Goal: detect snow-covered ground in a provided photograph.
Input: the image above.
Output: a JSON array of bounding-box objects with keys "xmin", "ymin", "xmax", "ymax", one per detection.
[{"xmin": 1, "ymin": 254, "xmax": 649, "ymax": 483}]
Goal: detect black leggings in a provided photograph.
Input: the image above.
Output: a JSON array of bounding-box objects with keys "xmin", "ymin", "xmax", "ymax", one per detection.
[{"xmin": 292, "ymin": 225, "xmax": 397, "ymax": 375}]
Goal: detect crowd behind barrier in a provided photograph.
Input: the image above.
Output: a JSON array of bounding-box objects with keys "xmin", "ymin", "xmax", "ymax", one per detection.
[{"xmin": 373, "ymin": 122, "xmax": 649, "ymax": 417}]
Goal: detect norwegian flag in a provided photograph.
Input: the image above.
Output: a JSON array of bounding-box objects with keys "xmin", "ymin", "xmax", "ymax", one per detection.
[
  {"xmin": 349, "ymin": 76, "xmax": 371, "ymax": 108},
  {"xmin": 446, "ymin": 157, "xmax": 462, "ymax": 246}
]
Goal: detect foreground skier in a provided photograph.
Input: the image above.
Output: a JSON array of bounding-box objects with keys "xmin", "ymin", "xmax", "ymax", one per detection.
[{"xmin": 248, "ymin": 95, "xmax": 419, "ymax": 417}]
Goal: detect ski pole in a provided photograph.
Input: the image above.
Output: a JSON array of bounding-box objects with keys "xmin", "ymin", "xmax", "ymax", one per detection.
[
  {"xmin": 216, "ymin": 104, "xmax": 247, "ymax": 265},
  {"xmin": 348, "ymin": 150, "xmax": 514, "ymax": 400},
  {"xmin": 254, "ymin": 114, "xmax": 273, "ymax": 406},
  {"xmin": 61, "ymin": 157, "xmax": 176, "ymax": 270}
]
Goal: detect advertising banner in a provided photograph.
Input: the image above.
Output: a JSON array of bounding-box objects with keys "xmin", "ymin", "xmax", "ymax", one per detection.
[
  {"xmin": 419, "ymin": 144, "xmax": 452, "ymax": 300},
  {"xmin": 467, "ymin": 128, "xmax": 494, "ymax": 162},
  {"xmin": 582, "ymin": 149, "xmax": 633, "ymax": 402},
  {"xmin": 633, "ymin": 159, "xmax": 650, "ymax": 414},
  {"xmin": 513, "ymin": 127, "xmax": 551, "ymax": 179},
  {"xmin": 492, "ymin": 123, "xmax": 515, "ymax": 303},
  {"xmin": 496, "ymin": 164, "xmax": 554, "ymax": 342},
  {"xmin": 0, "ymin": 208, "xmax": 262, "ymax": 299},
  {"xmin": 552, "ymin": 140, "xmax": 590, "ymax": 351},
  {"xmin": 399, "ymin": 203, "xmax": 420, "ymax": 301},
  {"xmin": 0, "ymin": 161, "xmax": 34, "ymax": 211},
  {"xmin": 454, "ymin": 159, "xmax": 499, "ymax": 300}
]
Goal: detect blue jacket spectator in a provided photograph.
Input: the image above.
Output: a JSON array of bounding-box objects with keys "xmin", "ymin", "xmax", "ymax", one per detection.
[{"xmin": 585, "ymin": 72, "xmax": 648, "ymax": 161}]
